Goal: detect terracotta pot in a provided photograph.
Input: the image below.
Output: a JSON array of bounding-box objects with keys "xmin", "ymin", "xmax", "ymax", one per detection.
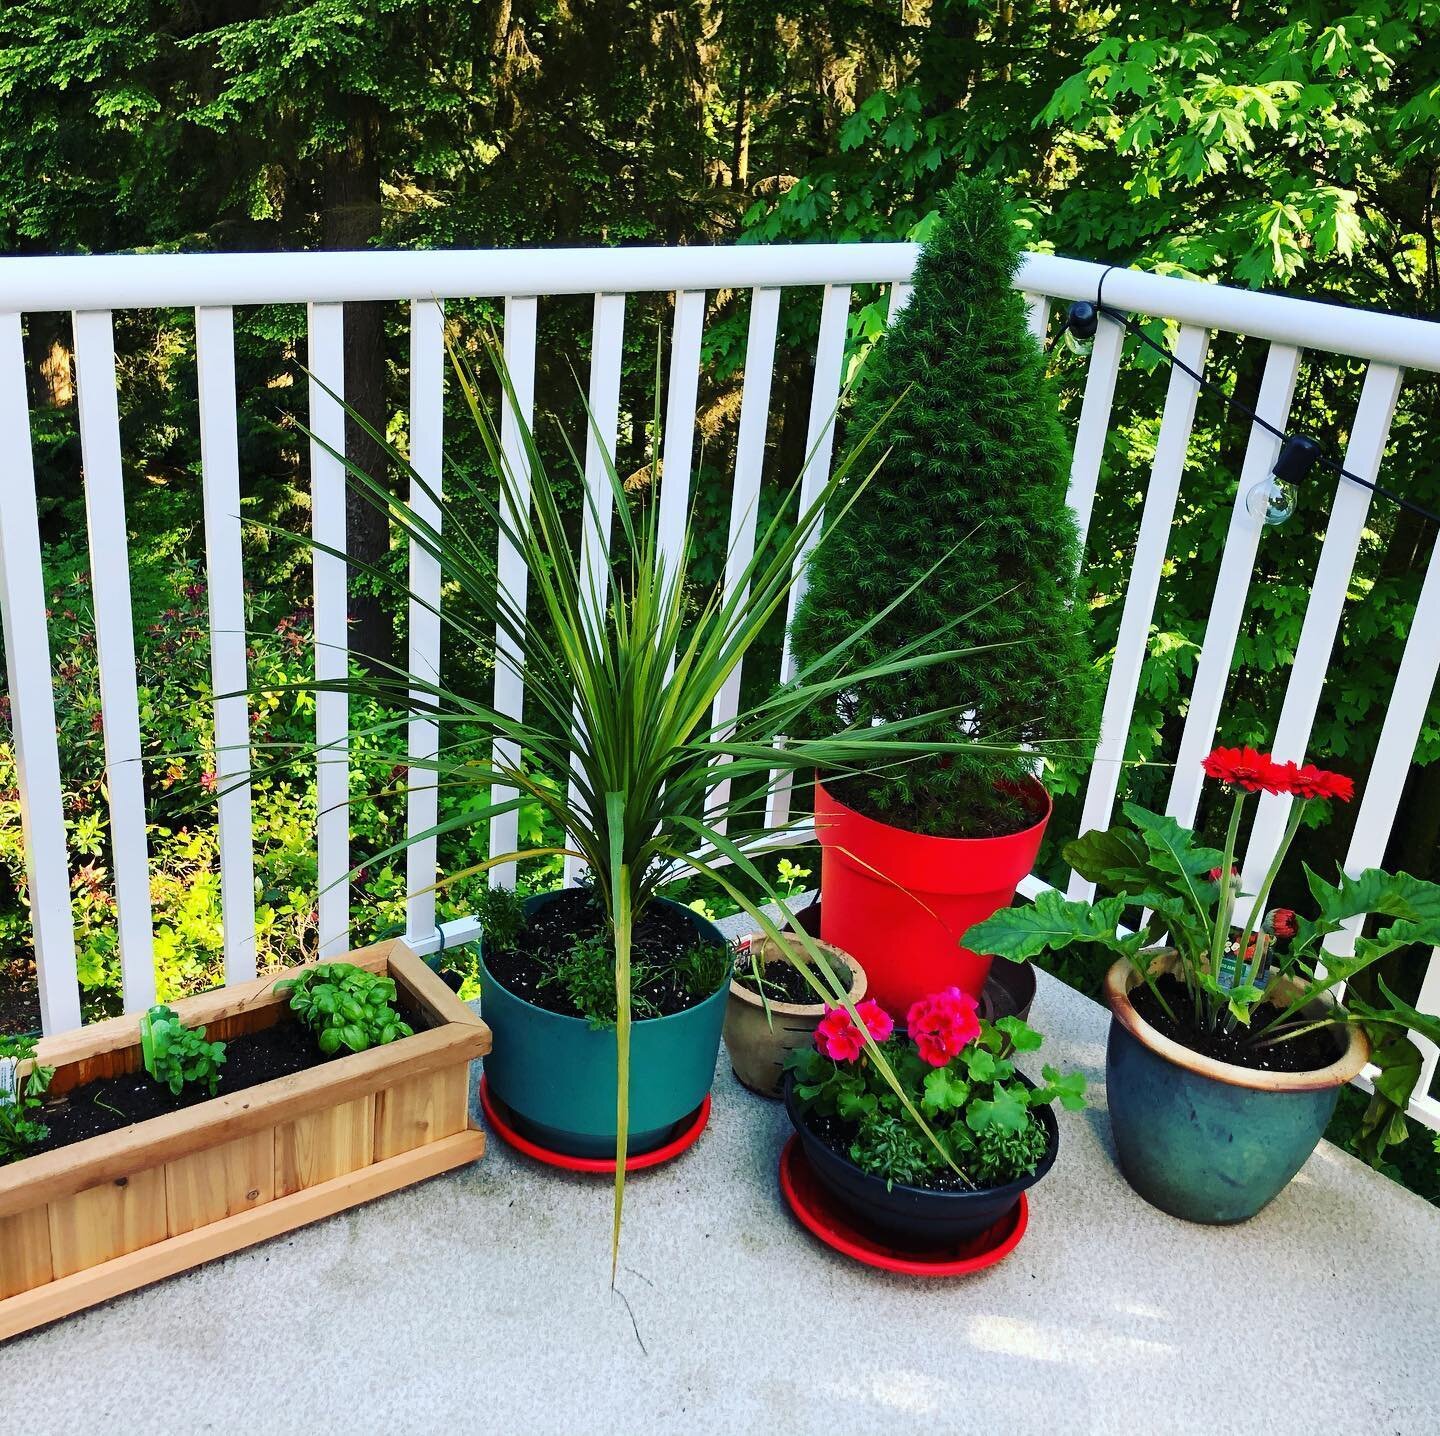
[
  {"xmin": 814, "ymin": 776, "xmax": 1050, "ymax": 1012},
  {"xmin": 723, "ymin": 933, "xmax": 865, "ymax": 1098},
  {"xmin": 1104, "ymin": 953, "xmax": 1370, "ymax": 1223}
]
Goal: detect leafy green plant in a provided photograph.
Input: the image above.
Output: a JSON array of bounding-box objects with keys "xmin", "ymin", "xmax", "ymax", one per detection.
[
  {"xmin": 787, "ymin": 994, "xmax": 1084, "ymax": 1190},
  {"xmin": 138, "ymin": 1004, "xmax": 227, "ymax": 1098},
  {"xmin": 966, "ymin": 746, "xmax": 1440, "ymax": 1163},
  {"xmin": 472, "ymin": 884, "xmax": 530, "ymax": 954},
  {"xmin": 274, "ymin": 963, "xmax": 415, "ymax": 1056},
  {"xmin": 0, "ymin": 1055, "xmax": 54, "ymax": 1164},
  {"xmin": 277, "ymin": 324, "xmax": 1024, "ymax": 1275},
  {"xmin": 789, "ymin": 175, "xmax": 1100, "ymax": 838}
]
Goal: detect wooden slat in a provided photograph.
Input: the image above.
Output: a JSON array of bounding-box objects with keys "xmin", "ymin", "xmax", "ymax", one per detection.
[
  {"xmin": 565, "ymin": 291, "xmax": 626, "ymax": 886},
  {"xmin": 48, "ymin": 1166, "xmax": 168, "ymax": 1278},
  {"xmin": 387, "ymin": 944, "xmax": 489, "ymax": 1030},
  {"xmin": 196, "ymin": 305, "xmax": 258, "ymax": 983},
  {"xmin": 1, "ymin": 1019, "xmax": 487, "ymax": 1219},
  {"xmin": 406, "ymin": 297, "xmax": 445, "ymax": 941},
  {"xmin": 0, "ymin": 1207, "xmax": 53, "ymax": 1299},
  {"xmin": 0, "ymin": 1126, "xmax": 486, "ymax": 1343},
  {"xmin": 1068, "ymin": 324, "xmax": 1211, "ymax": 902},
  {"xmin": 768, "ymin": 282, "xmax": 851, "ymax": 828},
  {"xmin": 1240, "ymin": 362, "xmax": 1404, "ymax": 895},
  {"xmin": 73, "ymin": 308, "xmax": 156, "ymax": 1013},
  {"xmin": 1065, "ymin": 313, "xmax": 1126, "ymax": 551},
  {"xmin": 307, "ymin": 301, "xmax": 350, "ymax": 956},
  {"xmin": 0, "ymin": 313, "xmax": 81, "ymax": 1034},
  {"xmin": 657, "ymin": 288, "xmax": 707, "ymax": 597},
  {"xmin": 706, "ymin": 286, "xmax": 782, "ymax": 831},
  {"xmin": 373, "ymin": 1069, "xmax": 468, "ymax": 1160},
  {"xmin": 164, "ymin": 1130, "xmax": 274, "ymax": 1236},
  {"xmin": 488, "ymin": 295, "xmax": 537, "ymax": 891},
  {"xmin": 1166, "ymin": 343, "xmax": 1302, "ymax": 827},
  {"xmin": 275, "ymin": 1094, "xmax": 375, "ymax": 1196}
]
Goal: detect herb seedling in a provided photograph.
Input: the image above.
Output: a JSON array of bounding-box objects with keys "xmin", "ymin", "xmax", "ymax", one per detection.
[
  {"xmin": 139, "ymin": 1004, "xmax": 227, "ymax": 1097},
  {"xmin": 0, "ymin": 1055, "xmax": 53, "ymax": 1164},
  {"xmin": 275, "ymin": 963, "xmax": 414, "ymax": 1055}
]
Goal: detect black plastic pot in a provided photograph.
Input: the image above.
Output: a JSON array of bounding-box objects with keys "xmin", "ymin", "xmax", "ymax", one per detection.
[{"xmin": 782, "ymin": 1070, "xmax": 1059, "ymax": 1250}]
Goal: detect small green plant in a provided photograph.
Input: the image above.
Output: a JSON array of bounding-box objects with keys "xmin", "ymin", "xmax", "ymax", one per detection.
[
  {"xmin": 275, "ymin": 963, "xmax": 414, "ymax": 1055},
  {"xmin": 473, "ymin": 884, "xmax": 529, "ymax": 953},
  {"xmin": 775, "ymin": 857, "xmax": 812, "ymax": 900},
  {"xmin": 787, "ymin": 993, "xmax": 1085, "ymax": 1191},
  {"xmin": 0, "ymin": 1055, "xmax": 53, "ymax": 1164},
  {"xmin": 671, "ymin": 940, "xmax": 732, "ymax": 1004},
  {"xmin": 139, "ymin": 1004, "xmax": 227, "ymax": 1097}
]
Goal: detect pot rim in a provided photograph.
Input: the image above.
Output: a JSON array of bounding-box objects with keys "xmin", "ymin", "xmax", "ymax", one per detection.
[
  {"xmin": 1104, "ymin": 952, "xmax": 1370, "ymax": 1093},
  {"xmin": 814, "ymin": 773, "xmax": 1053, "ymax": 848},
  {"xmin": 478, "ymin": 891, "xmax": 730, "ymax": 1031},
  {"xmin": 728, "ymin": 935, "xmax": 866, "ymax": 1017},
  {"xmin": 781, "ymin": 1068, "xmax": 1059, "ymax": 1203}
]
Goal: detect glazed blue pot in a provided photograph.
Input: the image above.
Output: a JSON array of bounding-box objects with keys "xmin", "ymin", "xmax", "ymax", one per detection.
[
  {"xmin": 1103, "ymin": 957, "xmax": 1368, "ymax": 1224},
  {"xmin": 478, "ymin": 891, "xmax": 729, "ymax": 1159}
]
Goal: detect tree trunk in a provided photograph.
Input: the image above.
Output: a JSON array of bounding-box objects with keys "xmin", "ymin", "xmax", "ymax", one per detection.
[{"xmin": 323, "ymin": 105, "xmax": 391, "ymax": 671}]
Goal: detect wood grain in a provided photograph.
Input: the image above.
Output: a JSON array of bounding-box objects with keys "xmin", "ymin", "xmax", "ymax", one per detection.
[
  {"xmin": 388, "ymin": 946, "xmax": 490, "ymax": 1037},
  {"xmin": 0, "ymin": 1207, "xmax": 53, "ymax": 1299},
  {"xmin": 164, "ymin": 1130, "xmax": 275, "ymax": 1236},
  {"xmin": 0, "ymin": 1125, "xmax": 486, "ymax": 1343},
  {"xmin": 275, "ymin": 1094, "xmax": 374, "ymax": 1196},
  {"xmin": 47, "ymin": 1167, "xmax": 167, "ymax": 1278},
  {"xmin": 374, "ymin": 1069, "xmax": 468, "ymax": 1161}
]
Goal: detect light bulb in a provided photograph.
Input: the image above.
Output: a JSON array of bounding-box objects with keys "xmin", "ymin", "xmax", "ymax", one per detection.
[
  {"xmin": 1246, "ymin": 476, "xmax": 1296, "ymax": 526},
  {"xmin": 1064, "ymin": 300, "xmax": 1098, "ymax": 357}
]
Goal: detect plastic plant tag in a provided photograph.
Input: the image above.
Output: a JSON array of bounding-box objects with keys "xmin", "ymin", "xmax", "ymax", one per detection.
[{"xmin": 0, "ymin": 1056, "xmax": 18, "ymax": 1108}]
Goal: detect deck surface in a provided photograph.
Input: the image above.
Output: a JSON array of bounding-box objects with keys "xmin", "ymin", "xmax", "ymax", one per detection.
[{"xmin": 2, "ymin": 914, "xmax": 1437, "ymax": 1434}]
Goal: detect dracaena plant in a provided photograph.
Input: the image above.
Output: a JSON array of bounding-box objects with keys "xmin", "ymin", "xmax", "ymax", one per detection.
[
  {"xmin": 276, "ymin": 328, "xmax": 1026, "ymax": 1273},
  {"xmin": 965, "ymin": 747, "xmax": 1440, "ymax": 1162}
]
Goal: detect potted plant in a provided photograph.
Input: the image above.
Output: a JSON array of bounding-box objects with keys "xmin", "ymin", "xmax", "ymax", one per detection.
[
  {"xmin": 783, "ymin": 987, "xmax": 1085, "ymax": 1249},
  {"xmin": 724, "ymin": 930, "xmax": 865, "ymax": 1098},
  {"xmin": 788, "ymin": 174, "xmax": 1099, "ymax": 1015},
  {"xmin": 965, "ymin": 746, "xmax": 1440, "ymax": 1223},
  {"xmin": 0, "ymin": 943, "xmax": 487, "ymax": 1339},
  {"xmin": 304, "ymin": 332, "xmax": 1026, "ymax": 1269}
]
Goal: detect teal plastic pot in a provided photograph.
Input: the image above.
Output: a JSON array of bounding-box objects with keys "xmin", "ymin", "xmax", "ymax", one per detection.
[
  {"xmin": 478, "ymin": 892, "xmax": 730, "ymax": 1158},
  {"xmin": 1103, "ymin": 956, "xmax": 1369, "ymax": 1224}
]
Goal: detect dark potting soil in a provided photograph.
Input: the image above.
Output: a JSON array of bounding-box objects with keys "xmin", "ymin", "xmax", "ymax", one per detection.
[
  {"xmin": 825, "ymin": 772, "xmax": 1045, "ymax": 841},
  {"xmin": 732, "ymin": 954, "xmax": 843, "ymax": 1005},
  {"xmin": 1130, "ymin": 974, "xmax": 1344, "ymax": 1074},
  {"xmin": 28, "ymin": 1018, "xmax": 323, "ymax": 1156},
  {"xmin": 486, "ymin": 887, "xmax": 719, "ymax": 1021}
]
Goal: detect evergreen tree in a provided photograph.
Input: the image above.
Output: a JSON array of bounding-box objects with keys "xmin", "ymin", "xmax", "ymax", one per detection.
[{"xmin": 790, "ymin": 175, "xmax": 1099, "ymax": 838}]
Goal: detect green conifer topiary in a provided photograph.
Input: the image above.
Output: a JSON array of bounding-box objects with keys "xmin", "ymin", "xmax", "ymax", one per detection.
[{"xmin": 790, "ymin": 175, "xmax": 1099, "ymax": 837}]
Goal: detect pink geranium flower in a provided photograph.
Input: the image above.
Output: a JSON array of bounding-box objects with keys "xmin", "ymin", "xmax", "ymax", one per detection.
[
  {"xmin": 906, "ymin": 987, "xmax": 981, "ymax": 1067},
  {"xmin": 814, "ymin": 999, "xmax": 894, "ymax": 1063}
]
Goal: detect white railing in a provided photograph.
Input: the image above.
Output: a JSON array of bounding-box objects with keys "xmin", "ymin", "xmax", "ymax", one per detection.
[{"xmin": 2, "ymin": 244, "xmax": 1439, "ymax": 1127}]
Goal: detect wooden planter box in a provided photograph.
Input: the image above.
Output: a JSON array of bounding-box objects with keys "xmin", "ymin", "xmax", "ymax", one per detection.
[{"xmin": 0, "ymin": 940, "xmax": 489, "ymax": 1341}]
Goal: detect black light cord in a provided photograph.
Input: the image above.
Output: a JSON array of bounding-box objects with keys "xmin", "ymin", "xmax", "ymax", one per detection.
[{"xmin": 1067, "ymin": 265, "xmax": 1440, "ymax": 529}]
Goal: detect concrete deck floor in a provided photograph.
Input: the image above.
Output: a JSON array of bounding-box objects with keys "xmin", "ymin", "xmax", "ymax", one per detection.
[{"xmin": 2, "ymin": 926, "xmax": 1438, "ymax": 1434}]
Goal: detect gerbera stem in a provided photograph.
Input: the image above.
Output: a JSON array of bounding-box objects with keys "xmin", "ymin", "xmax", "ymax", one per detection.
[
  {"xmin": 1238, "ymin": 798, "xmax": 1308, "ymax": 995},
  {"xmin": 1207, "ymin": 789, "xmax": 1246, "ymax": 1027}
]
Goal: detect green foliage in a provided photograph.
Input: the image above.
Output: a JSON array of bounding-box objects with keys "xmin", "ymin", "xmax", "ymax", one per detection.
[
  {"xmin": 966, "ymin": 797, "xmax": 1440, "ymax": 1164},
  {"xmin": 275, "ymin": 963, "xmax": 414, "ymax": 1056},
  {"xmin": 0, "ymin": 1055, "xmax": 53, "ymax": 1163},
  {"xmin": 138, "ymin": 1004, "xmax": 226, "ymax": 1098},
  {"xmin": 788, "ymin": 1014, "xmax": 1083, "ymax": 1190},
  {"xmin": 538, "ymin": 933, "xmax": 661, "ymax": 1030},
  {"xmin": 789, "ymin": 176, "xmax": 1100, "ymax": 836},
  {"xmin": 473, "ymin": 885, "xmax": 530, "ymax": 954}
]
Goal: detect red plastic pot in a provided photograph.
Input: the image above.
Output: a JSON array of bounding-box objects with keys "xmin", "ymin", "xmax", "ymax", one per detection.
[{"xmin": 813, "ymin": 776, "xmax": 1050, "ymax": 1012}]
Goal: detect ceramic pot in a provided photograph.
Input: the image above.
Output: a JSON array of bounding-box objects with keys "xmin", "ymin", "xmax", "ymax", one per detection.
[{"xmin": 1104, "ymin": 954, "xmax": 1369, "ymax": 1223}]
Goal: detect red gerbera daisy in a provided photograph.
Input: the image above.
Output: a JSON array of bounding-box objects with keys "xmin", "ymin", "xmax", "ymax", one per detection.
[
  {"xmin": 1284, "ymin": 763, "xmax": 1355, "ymax": 803},
  {"xmin": 1201, "ymin": 746, "xmax": 1286, "ymax": 794}
]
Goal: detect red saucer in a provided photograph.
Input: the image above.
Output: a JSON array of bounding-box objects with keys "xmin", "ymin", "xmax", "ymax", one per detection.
[
  {"xmin": 777, "ymin": 1135, "xmax": 1028, "ymax": 1276},
  {"xmin": 479, "ymin": 1074, "xmax": 710, "ymax": 1173}
]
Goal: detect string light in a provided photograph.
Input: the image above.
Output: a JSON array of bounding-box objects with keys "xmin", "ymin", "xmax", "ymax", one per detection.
[{"xmin": 1061, "ymin": 275, "xmax": 1440, "ymax": 531}]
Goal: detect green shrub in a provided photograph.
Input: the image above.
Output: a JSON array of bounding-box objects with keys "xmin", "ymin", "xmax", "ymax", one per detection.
[{"xmin": 789, "ymin": 175, "xmax": 1100, "ymax": 837}]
